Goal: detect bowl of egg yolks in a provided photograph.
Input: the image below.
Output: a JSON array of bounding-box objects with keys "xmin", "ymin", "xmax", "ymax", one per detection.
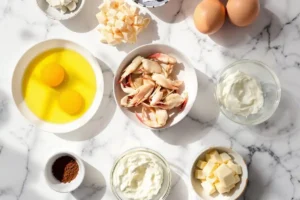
[{"xmin": 12, "ymin": 39, "xmax": 104, "ymax": 133}]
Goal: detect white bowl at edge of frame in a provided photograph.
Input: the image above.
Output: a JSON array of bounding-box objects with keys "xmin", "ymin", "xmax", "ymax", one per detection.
[
  {"xmin": 36, "ymin": 0, "xmax": 86, "ymax": 21},
  {"xmin": 133, "ymin": 0, "xmax": 169, "ymax": 8},
  {"xmin": 11, "ymin": 39, "xmax": 104, "ymax": 134},
  {"xmin": 113, "ymin": 44, "xmax": 198, "ymax": 130},
  {"xmin": 191, "ymin": 146, "xmax": 248, "ymax": 200}
]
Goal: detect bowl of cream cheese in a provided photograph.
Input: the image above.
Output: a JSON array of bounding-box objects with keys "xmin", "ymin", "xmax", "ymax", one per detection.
[
  {"xmin": 110, "ymin": 148, "xmax": 171, "ymax": 200},
  {"xmin": 215, "ymin": 60, "xmax": 281, "ymax": 125},
  {"xmin": 36, "ymin": 0, "xmax": 85, "ymax": 20}
]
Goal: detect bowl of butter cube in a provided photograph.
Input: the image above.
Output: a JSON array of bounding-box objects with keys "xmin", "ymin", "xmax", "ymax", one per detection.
[{"xmin": 191, "ymin": 147, "xmax": 248, "ymax": 200}]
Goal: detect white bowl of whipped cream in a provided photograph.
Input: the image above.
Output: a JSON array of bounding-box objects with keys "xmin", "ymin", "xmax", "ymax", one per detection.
[
  {"xmin": 215, "ymin": 60, "xmax": 281, "ymax": 125},
  {"xmin": 110, "ymin": 148, "xmax": 171, "ymax": 200}
]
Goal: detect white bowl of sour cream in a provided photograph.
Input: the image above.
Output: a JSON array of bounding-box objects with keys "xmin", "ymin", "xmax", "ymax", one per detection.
[
  {"xmin": 110, "ymin": 148, "xmax": 171, "ymax": 200},
  {"xmin": 215, "ymin": 60, "xmax": 281, "ymax": 125}
]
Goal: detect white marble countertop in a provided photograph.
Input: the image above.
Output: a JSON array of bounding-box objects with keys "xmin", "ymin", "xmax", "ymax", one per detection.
[{"xmin": 1, "ymin": 0, "xmax": 300, "ymax": 200}]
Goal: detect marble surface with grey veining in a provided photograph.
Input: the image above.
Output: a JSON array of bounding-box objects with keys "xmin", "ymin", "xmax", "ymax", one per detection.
[{"xmin": 0, "ymin": 0, "xmax": 300, "ymax": 200}]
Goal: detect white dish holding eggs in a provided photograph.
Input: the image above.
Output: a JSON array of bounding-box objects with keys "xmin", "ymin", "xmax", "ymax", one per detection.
[
  {"xmin": 12, "ymin": 39, "xmax": 104, "ymax": 134},
  {"xmin": 191, "ymin": 146, "xmax": 248, "ymax": 200},
  {"xmin": 113, "ymin": 44, "xmax": 198, "ymax": 129}
]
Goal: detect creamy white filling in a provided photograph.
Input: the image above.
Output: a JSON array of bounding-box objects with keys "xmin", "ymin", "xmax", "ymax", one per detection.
[
  {"xmin": 113, "ymin": 152, "xmax": 164, "ymax": 200},
  {"xmin": 217, "ymin": 70, "xmax": 264, "ymax": 117}
]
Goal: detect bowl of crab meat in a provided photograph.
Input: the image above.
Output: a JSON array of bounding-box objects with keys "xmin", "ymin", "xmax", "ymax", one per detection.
[{"xmin": 114, "ymin": 44, "xmax": 198, "ymax": 129}]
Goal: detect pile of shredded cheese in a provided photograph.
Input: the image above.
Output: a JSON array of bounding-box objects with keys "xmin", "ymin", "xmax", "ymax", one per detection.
[{"xmin": 96, "ymin": 0, "xmax": 150, "ymax": 45}]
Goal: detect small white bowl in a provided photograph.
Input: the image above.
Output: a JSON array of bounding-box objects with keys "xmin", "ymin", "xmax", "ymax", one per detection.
[
  {"xmin": 44, "ymin": 152, "xmax": 85, "ymax": 193},
  {"xmin": 36, "ymin": 0, "xmax": 85, "ymax": 21},
  {"xmin": 11, "ymin": 39, "xmax": 104, "ymax": 134},
  {"xmin": 133, "ymin": 0, "xmax": 169, "ymax": 8},
  {"xmin": 113, "ymin": 44, "xmax": 198, "ymax": 130},
  {"xmin": 191, "ymin": 146, "xmax": 248, "ymax": 200}
]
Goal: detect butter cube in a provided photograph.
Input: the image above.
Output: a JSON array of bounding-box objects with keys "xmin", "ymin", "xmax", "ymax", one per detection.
[
  {"xmin": 96, "ymin": 11, "xmax": 107, "ymax": 24},
  {"xmin": 60, "ymin": 6, "xmax": 67, "ymax": 13},
  {"xmin": 194, "ymin": 170, "xmax": 206, "ymax": 180},
  {"xmin": 111, "ymin": 27, "xmax": 119, "ymax": 34},
  {"xmin": 46, "ymin": 0, "xmax": 61, "ymax": 7},
  {"xmin": 108, "ymin": 1, "xmax": 119, "ymax": 9},
  {"xmin": 201, "ymin": 181, "xmax": 216, "ymax": 195},
  {"xmin": 234, "ymin": 174, "xmax": 240, "ymax": 184},
  {"xmin": 205, "ymin": 154, "xmax": 211, "ymax": 162},
  {"xmin": 227, "ymin": 161, "xmax": 242, "ymax": 175},
  {"xmin": 125, "ymin": 16, "xmax": 134, "ymax": 25},
  {"xmin": 220, "ymin": 152, "xmax": 232, "ymax": 163},
  {"xmin": 99, "ymin": 4, "xmax": 109, "ymax": 12},
  {"xmin": 103, "ymin": 26, "xmax": 113, "ymax": 33},
  {"xmin": 207, "ymin": 176, "xmax": 218, "ymax": 184},
  {"xmin": 114, "ymin": 32, "xmax": 123, "ymax": 40},
  {"xmin": 120, "ymin": 4, "xmax": 131, "ymax": 15},
  {"xmin": 203, "ymin": 160, "xmax": 218, "ymax": 177},
  {"xmin": 115, "ymin": 20, "xmax": 126, "ymax": 31},
  {"xmin": 130, "ymin": 6, "xmax": 139, "ymax": 15},
  {"xmin": 126, "ymin": 25, "xmax": 134, "ymax": 33},
  {"xmin": 107, "ymin": 9, "xmax": 117, "ymax": 18},
  {"xmin": 107, "ymin": 19, "xmax": 116, "ymax": 26},
  {"xmin": 103, "ymin": 32, "xmax": 115, "ymax": 43},
  {"xmin": 122, "ymin": 31, "xmax": 133, "ymax": 42},
  {"xmin": 215, "ymin": 182, "xmax": 230, "ymax": 194},
  {"xmin": 214, "ymin": 164, "xmax": 236, "ymax": 187},
  {"xmin": 215, "ymin": 182, "xmax": 235, "ymax": 194},
  {"xmin": 61, "ymin": 0, "xmax": 73, "ymax": 5},
  {"xmin": 66, "ymin": 1, "xmax": 76, "ymax": 11},
  {"xmin": 228, "ymin": 183, "xmax": 236, "ymax": 191},
  {"xmin": 196, "ymin": 160, "xmax": 207, "ymax": 170},
  {"xmin": 209, "ymin": 150, "xmax": 222, "ymax": 163},
  {"xmin": 128, "ymin": 33, "xmax": 137, "ymax": 43},
  {"xmin": 116, "ymin": 11, "xmax": 125, "ymax": 21}
]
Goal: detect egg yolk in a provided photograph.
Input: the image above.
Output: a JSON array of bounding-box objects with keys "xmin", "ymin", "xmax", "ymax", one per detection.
[
  {"xmin": 41, "ymin": 63, "xmax": 65, "ymax": 87},
  {"xmin": 59, "ymin": 90, "xmax": 84, "ymax": 115}
]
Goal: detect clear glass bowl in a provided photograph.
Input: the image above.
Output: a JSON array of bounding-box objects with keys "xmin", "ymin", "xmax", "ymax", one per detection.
[
  {"xmin": 110, "ymin": 148, "xmax": 172, "ymax": 200},
  {"xmin": 215, "ymin": 60, "xmax": 281, "ymax": 125}
]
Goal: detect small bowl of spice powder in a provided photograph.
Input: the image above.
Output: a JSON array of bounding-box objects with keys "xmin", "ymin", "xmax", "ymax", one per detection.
[{"xmin": 44, "ymin": 152, "xmax": 85, "ymax": 192}]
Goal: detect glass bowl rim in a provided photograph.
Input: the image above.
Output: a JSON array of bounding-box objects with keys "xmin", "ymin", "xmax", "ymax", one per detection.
[
  {"xmin": 215, "ymin": 59, "xmax": 282, "ymax": 125},
  {"xmin": 110, "ymin": 147, "xmax": 172, "ymax": 200}
]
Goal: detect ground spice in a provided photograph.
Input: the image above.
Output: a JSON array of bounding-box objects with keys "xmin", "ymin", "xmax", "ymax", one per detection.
[{"xmin": 52, "ymin": 156, "xmax": 79, "ymax": 183}]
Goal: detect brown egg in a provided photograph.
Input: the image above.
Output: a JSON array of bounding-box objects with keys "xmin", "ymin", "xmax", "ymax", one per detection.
[
  {"xmin": 226, "ymin": 0, "xmax": 260, "ymax": 27},
  {"xmin": 193, "ymin": 0, "xmax": 226, "ymax": 35}
]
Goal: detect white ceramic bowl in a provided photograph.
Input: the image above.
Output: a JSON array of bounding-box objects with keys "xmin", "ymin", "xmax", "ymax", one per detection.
[
  {"xmin": 215, "ymin": 60, "xmax": 281, "ymax": 125},
  {"xmin": 191, "ymin": 146, "xmax": 248, "ymax": 200},
  {"xmin": 36, "ymin": 0, "xmax": 85, "ymax": 21},
  {"xmin": 12, "ymin": 39, "xmax": 104, "ymax": 134},
  {"xmin": 44, "ymin": 151, "xmax": 85, "ymax": 193},
  {"xmin": 113, "ymin": 44, "xmax": 198, "ymax": 129},
  {"xmin": 133, "ymin": 0, "xmax": 169, "ymax": 8}
]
